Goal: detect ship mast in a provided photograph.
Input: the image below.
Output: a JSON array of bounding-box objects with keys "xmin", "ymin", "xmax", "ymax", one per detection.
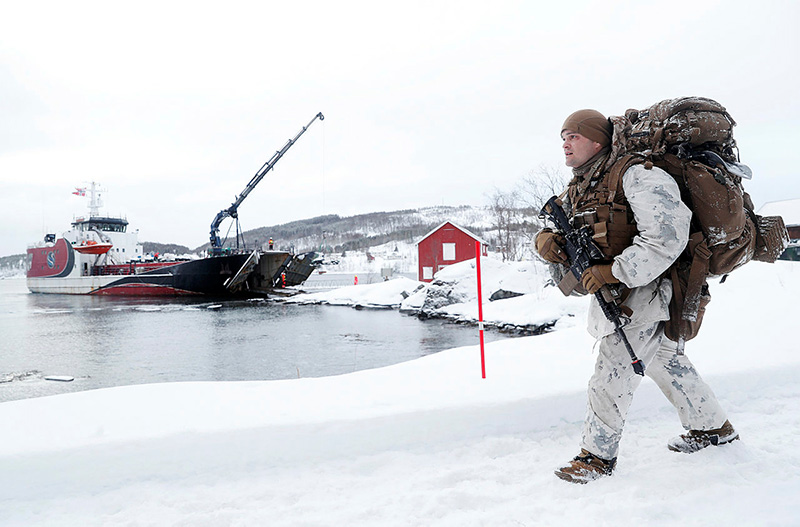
[{"xmin": 87, "ymin": 181, "xmax": 105, "ymax": 218}]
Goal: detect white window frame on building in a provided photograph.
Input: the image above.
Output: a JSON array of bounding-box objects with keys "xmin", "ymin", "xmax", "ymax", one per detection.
[{"xmin": 442, "ymin": 242, "xmax": 456, "ymax": 261}]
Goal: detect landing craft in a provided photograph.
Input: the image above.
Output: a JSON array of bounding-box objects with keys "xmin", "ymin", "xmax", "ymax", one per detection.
[{"xmin": 26, "ymin": 114, "xmax": 324, "ymax": 296}]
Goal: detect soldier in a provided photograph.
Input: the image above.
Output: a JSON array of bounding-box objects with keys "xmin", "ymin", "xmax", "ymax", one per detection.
[{"xmin": 536, "ymin": 109, "xmax": 739, "ymax": 484}]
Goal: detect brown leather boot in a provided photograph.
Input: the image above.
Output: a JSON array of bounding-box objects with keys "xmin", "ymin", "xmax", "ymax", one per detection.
[
  {"xmin": 554, "ymin": 449, "xmax": 616, "ymax": 484},
  {"xmin": 668, "ymin": 419, "xmax": 739, "ymax": 453}
]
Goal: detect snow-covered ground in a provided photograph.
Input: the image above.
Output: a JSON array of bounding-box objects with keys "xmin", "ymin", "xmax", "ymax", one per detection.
[
  {"xmin": 289, "ymin": 257, "xmax": 586, "ymax": 332},
  {"xmin": 1, "ymin": 260, "xmax": 798, "ymax": 526},
  {"xmin": 315, "ymin": 240, "xmax": 419, "ymax": 276}
]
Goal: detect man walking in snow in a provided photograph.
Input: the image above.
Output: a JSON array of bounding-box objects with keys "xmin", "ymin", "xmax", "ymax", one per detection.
[{"xmin": 535, "ymin": 109, "xmax": 739, "ymax": 484}]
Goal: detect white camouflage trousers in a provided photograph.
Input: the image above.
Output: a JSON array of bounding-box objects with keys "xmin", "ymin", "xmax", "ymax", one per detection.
[{"xmin": 581, "ymin": 320, "xmax": 728, "ymax": 460}]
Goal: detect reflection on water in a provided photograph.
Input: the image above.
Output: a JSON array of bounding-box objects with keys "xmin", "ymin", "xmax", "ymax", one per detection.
[{"xmin": 0, "ymin": 278, "xmax": 508, "ymax": 402}]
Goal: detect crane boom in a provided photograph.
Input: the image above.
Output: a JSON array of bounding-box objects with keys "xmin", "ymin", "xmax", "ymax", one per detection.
[{"xmin": 209, "ymin": 112, "xmax": 324, "ymax": 255}]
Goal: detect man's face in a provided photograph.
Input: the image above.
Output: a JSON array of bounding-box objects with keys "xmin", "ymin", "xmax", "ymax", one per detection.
[{"xmin": 561, "ymin": 130, "xmax": 603, "ymax": 168}]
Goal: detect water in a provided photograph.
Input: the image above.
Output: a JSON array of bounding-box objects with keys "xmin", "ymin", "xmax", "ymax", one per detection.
[{"xmin": 0, "ymin": 277, "xmax": 507, "ymax": 402}]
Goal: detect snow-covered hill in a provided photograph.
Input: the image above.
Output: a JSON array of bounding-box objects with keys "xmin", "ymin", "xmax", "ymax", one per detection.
[
  {"xmin": 201, "ymin": 204, "xmax": 501, "ymax": 255},
  {"xmin": 0, "ymin": 254, "xmax": 26, "ymax": 278}
]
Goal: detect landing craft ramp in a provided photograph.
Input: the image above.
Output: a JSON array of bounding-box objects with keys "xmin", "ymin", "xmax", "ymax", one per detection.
[{"xmin": 229, "ymin": 250, "xmax": 319, "ymax": 295}]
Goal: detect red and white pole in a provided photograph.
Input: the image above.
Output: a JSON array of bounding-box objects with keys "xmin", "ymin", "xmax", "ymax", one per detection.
[{"xmin": 476, "ymin": 242, "xmax": 486, "ymax": 379}]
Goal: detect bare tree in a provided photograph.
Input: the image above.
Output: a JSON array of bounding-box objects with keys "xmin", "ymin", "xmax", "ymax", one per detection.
[
  {"xmin": 515, "ymin": 164, "xmax": 570, "ymax": 253},
  {"xmin": 518, "ymin": 163, "xmax": 570, "ymax": 212},
  {"xmin": 487, "ymin": 187, "xmax": 523, "ymax": 261}
]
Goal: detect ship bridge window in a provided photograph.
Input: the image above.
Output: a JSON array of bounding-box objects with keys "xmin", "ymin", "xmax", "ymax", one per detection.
[
  {"xmin": 74, "ymin": 219, "xmax": 127, "ymax": 232},
  {"xmin": 100, "ymin": 223, "xmax": 126, "ymax": 233}
]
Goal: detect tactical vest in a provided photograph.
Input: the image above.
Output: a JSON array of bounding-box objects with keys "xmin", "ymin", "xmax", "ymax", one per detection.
[{"xmin": 567, "ymin": 155, "xmax": 642, "ymax": 260}]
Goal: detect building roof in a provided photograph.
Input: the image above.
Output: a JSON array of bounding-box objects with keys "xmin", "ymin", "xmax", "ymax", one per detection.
[
  {"xmin": 758, "ymin": 199, "xmax": 800, "ymax": 226},
  {"xmin": 416, "ymin": 221, "xmax": 488, "ymax": 245}
]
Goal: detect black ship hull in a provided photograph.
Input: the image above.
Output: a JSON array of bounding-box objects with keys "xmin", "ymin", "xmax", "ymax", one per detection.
[{"xmin": 87, "ymin": 251, "xmax": 317, "ymax": 296}]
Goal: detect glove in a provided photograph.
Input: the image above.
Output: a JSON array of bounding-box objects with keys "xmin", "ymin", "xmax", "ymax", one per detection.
[
  {"xmin": 581, "ymin": 263, "xmax": 619, "ymax": 294},
  {"xmin": 535, "ymin": 230, "xmax": 568, "ymax": 264}
]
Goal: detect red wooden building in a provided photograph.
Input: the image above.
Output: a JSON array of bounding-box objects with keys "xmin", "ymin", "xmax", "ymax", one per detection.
[{"xmin": 416, "ymin": 222, "xmax": 488, "ymax": 282}]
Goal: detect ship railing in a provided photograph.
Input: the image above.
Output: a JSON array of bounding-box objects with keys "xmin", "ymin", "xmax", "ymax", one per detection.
[{"xmin": 91, "ymin": 261, "xmax": 177, "ymax": 276}]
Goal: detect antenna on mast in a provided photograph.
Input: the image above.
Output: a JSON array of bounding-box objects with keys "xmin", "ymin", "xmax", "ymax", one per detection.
[{"xmin": 86, "ymin": 181, "xmax": 105, "ymax": 217}]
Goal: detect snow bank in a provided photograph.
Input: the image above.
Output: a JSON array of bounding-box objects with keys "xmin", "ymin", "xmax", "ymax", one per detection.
[
  {"xmin": 284, "ymin": 276, "xmax": 424, "ymax": 308},
  {"xmin": 1, "ymin": 261, "xmax": 798, "ymax": 526},
  {"xmin": 291, "ymin": 257, "xmax": 586, "ymax": 333}
]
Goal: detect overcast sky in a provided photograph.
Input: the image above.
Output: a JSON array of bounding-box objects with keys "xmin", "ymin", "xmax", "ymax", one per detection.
[{"xmin": 1, "ymin": 0, "xmax": 798, "ymax": 257}]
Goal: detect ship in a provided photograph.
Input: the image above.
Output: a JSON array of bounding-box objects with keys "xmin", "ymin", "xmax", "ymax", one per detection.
[
  {"xmin": 27, "ymin": 113, "xmax": 324, "ymax": 296},
  {"xmin": 26, "ymin": 183, "xmax": 317, "ymax": 296}
]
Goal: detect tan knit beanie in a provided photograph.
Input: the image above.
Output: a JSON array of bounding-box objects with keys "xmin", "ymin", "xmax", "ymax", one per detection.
[{"xmin": 561, "ymin": 109, "xmax": 612, "ymax": 146}]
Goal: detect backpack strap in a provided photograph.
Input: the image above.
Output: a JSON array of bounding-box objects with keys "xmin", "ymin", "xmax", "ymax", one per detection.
[
  {"xmin": 668, "ymin": 232, "xmax": 711, "ymax": 353},
  {"xmin": 606, "ymin": 155, "xmax": 645, "ymax": 204},
  {"xmin": 683, "ymin": 233, "xmax": 711, "ymax": 322}
]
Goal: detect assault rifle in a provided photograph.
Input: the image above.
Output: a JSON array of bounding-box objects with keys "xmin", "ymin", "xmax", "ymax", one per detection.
[{"xmin": 540, "ymin": 196, "xmax": 645, "ymax": 376}]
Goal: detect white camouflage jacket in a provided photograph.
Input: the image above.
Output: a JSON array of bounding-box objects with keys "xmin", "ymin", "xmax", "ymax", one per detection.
[{"xmin": 583, "ymin": 163, "xmax": 691, "ymax": 338}]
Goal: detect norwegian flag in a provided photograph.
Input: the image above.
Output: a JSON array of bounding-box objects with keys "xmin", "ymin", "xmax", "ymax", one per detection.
[{"xmin": 72, "ymin": 187, "xmax": 86, "ymax": 196}]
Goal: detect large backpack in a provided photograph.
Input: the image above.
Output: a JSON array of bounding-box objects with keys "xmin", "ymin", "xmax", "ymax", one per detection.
[{"xmin": 605, "ymin": 97, "xmax": 788, "ymax": 349}]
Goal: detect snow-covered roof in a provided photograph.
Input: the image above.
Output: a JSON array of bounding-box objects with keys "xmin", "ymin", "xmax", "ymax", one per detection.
[
  {"xmin": 416, "ymin": 221, "xmax": 488, "ymax": 245},
  {"xmin": 758, "ymin": 199, "xmax": 800, "ymax": 226}
]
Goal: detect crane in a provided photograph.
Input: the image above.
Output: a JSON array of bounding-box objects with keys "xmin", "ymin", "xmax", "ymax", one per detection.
[{"xmin": 209, "ymin": 112, "xmax": 324, "ymax": 256}]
